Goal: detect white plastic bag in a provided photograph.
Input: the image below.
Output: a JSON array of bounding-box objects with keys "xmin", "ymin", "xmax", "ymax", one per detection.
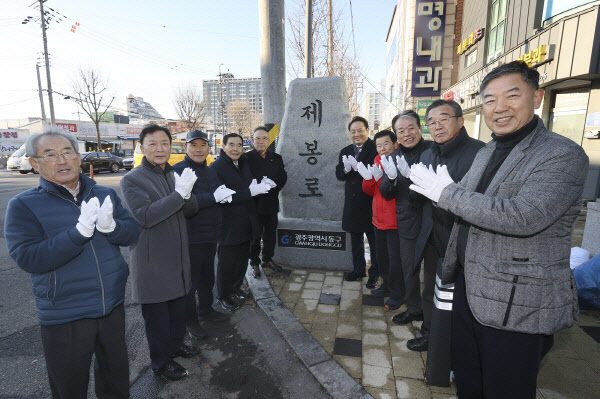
[{"xmin": 570, "ymin": 247, "xmax": 591, "ymax": 270}]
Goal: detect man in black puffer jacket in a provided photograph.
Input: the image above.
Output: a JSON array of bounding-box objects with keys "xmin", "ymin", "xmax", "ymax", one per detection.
[
  {"xmin": 174, "ymin": 130, "xmax": 233, "ymax": 340},
  {"xmin": 210, "ymin": 133, "xmax": 272, "ymax": 311}
]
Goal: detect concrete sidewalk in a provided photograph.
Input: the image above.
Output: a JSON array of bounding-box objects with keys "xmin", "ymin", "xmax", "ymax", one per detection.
[{"xmin": 250, "ymin": 265, "xmax": 600, "ymax": 399}]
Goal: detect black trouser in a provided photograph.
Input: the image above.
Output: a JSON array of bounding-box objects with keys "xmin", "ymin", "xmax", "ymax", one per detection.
[
  {"xmin": 217, "ymin": 241, "xmax": 251, "ymax": 299},
  {"xmin": 187, "ymin": 243, "xmax": 217, "ymax": 322},
  {"xmin": 350, "ymin": 230, "xmax": 379, "ymax": 277},
  {"xmin": 141, "ymin": 296, "xmax": 186, "ymax": 371},
  {"xmin": 375, "ymin": 228, "xmax": 403, "ymax": 300},
  {"xmin": 398, "ymin": 235, "xmax": 422, "ymax": 313},
  {"xmin": 452, "ymin": 271, "xmax": 554, "ymax": 399},
  {"xmin": 250, "ymin": 213, "xmax": 278, "ymax": 265},
  {"xmin": 40, "ymin": 304, "xmax": 129, "ymax": 399},
  {"xmin": 420, "ymin": 240, "xmax": 439, "ymax": 334}
]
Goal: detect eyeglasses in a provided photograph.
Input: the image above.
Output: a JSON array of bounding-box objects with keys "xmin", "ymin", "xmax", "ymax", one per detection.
[
  {"xmin": 426, "ymin": 115, "xmax": 458, "ymax": 129},
  {"xmin": 35, "ymin": 150, "xmax": 78, "ymax": 162}
]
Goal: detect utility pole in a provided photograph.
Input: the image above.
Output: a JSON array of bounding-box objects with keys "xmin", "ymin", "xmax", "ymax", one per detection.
[
  {"xmin": 39, "ymin": 0, "xmax": 55, "ymax": 125},
  {"xmin": 327, "ymin": 0, "xmax": 334, "ymax": 76},
  {"xmin": 218, "ymin": 64, "xmax": 225, "ymax": 136},
  {"xmin": 304, "ymin": 0, "xmax": 313, "ymax": 78},
  {"xmin": 258, "ymin": 0, "xmax": 286, "ymax": 128},
  {"xmin": 35, "ymin": 63, "xmax": 47, "ymax": 124}
]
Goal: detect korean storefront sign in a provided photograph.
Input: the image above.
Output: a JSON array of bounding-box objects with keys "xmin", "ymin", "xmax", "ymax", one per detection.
[
  {"xmin": 412, "ymin": 0, "xmax": 446, "ymax": 97},
  {"xmin": 516, "ymin": 45, "xmax": 548, "ymax": 67},
  {"xmin": 457, "ymin": 28, "xmax": 484, "ymax": 55}
]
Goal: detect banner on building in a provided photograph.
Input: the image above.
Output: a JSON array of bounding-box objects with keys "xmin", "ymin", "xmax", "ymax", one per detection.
[{"xmin": 412, "ymin": 0, "xmax": 447, "ymax": 97}]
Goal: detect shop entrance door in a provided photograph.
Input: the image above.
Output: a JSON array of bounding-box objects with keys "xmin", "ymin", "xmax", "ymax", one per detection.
[{"xmin": 549, "ymin": 89, "xmax": 590, "ymax": 145}]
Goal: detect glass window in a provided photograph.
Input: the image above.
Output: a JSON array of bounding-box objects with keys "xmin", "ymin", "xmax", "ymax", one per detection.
[
  {"xmin": 543, "ymin": 0, "xmax": 594, "ymax": 21},
  {"xmin": 486, "ymin": 0, "xmax": 508, "ymax": 62},
  {"xmin": 466, "ymin": 49, "xmax": 477, "ymax": 67}
]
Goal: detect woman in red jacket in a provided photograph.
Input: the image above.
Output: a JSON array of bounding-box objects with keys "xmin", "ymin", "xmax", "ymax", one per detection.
[{"xmin": 358, "ymin": 130, "xmax": 404, "ymax": 310}]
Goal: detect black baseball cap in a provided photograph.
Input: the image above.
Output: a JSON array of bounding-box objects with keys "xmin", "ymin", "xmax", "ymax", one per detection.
[{"xmin": 186, "ymin": 130, "xmax": 210, "ymax": 143}]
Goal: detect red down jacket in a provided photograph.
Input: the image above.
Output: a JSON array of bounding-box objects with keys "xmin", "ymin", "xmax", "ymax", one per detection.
[{"xmin": 362, "ymin": 155, "xmax": 397, "ymax": 230}]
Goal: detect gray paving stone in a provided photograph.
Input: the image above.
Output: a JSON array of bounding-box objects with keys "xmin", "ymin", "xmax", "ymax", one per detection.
[{"xmin": 309, "ymin": 359, "xmax": 374, "ymax": 399}]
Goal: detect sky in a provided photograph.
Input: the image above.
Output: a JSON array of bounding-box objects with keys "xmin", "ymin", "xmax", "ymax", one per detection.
[{"xmin": 0, "ymin": 0, "xmax": 397, "ymax": 122}]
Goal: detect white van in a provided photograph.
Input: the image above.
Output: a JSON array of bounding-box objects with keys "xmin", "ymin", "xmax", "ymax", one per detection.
[{"xmin": 7, "ymin": 146, "xmax": 35, "ymax": 174}]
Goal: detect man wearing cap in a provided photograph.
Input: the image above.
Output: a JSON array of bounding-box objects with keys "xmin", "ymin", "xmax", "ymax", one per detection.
[
  {"xmin": 174, "ymin": 130, "xmax": 234, "ymax": 340},
  {"xmin": 246, "ymin": 126, "xmax": 287, "ymax": 278}
]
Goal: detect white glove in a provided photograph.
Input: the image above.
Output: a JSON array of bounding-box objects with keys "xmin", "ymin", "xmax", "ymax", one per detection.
[
  {"xmin": 396, "ymin": 155, "xmax": 411, "ymax": 178},
  {"xmin": 371, "ymin": 164, "xmax": 383, "ymax": 181},
  {"xmin": 347, "ymin": 155, "xmax": 359, "ymax": 171},
  {"xmin": 261, "ymin": 176, "xmax": 277, "ymax": 189},
  {"xmin": 342, "ymin": 155, "xmax": 352, "ymax": 173},
  {"xmin": 409, "ymin": 164, "xmax": 455, "ymax": 203},
  {"xmin": 380, "ymin": 154, "xmax": 397, "ymax": 180},
  {"xmin": 249, "ymin": 179, "xmax": 271, "ymax": 196},
  {"xmin": 174, "ymin": 168, "xmax": 197, "ymax": 199},
  {"xmin": 77, "ymin": 197, "xmax": 100, "ymax": 237},
  {"xmin": 357, "ymin": 162, "xmax": 372, "ymax": 180},
  {"xmin": 96, "ymin": 196, "xmax": 116, "ymax": 233},
  {"xmin": 213, "ymin": 184, "xmax": 236, "ymax": 203}
]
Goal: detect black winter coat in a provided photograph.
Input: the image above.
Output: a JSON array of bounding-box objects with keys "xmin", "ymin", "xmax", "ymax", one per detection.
[
  {"xmin": 380, "ymin": 138, "xmax": 432, "ymax": 239},
  {"xmin": 210, "ymin": 150, "xmax": 259, "ymax": 246},
  {"xmin": 415, "ymin": 127, "xmax": 485, "ymax": 257},
  {"xmin": 245, "ymin": 149, "xmax": 288, "ymax": 215},
  {"xmin": 173, "ymin": 155, "xmax": 222, "ymax": 244},
  {"xmin": 335, "ymin": 138, "xmax": 377, "ymax": 233}
]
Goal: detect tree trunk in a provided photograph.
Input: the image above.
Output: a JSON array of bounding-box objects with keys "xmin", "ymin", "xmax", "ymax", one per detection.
[{"xmin": 95, "ymin": 121, "xmax": 101, "ymax": 151}]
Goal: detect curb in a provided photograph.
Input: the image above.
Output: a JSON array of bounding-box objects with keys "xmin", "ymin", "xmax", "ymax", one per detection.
[{"xmin": 246, "ymin": 265, "xmax": 373, "ymax": 399}]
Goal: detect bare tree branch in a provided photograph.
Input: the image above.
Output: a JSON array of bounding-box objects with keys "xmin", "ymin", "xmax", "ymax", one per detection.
[
  {"xmin": 286, "ymin": 0, "xmax": 363, "ymax": 115},
  {"xmin": 227, "ymin": 100, "xmax": 262, "ymax": 138},
  {"xmin": 173, "ymin": 83, "xmax": 207, "ymax": 130},
  {"xmin": 72, "ymin": 67, "xmax": 114, "ymax": 151}
]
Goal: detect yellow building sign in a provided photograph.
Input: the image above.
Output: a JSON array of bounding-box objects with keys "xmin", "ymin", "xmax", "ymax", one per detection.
[
  {"xmin": 516, "ymin": 45, "xmax": 547, "ymax": 67},
  {"xmin": 457, "ymin": 28, "xmax": 484, "ymax": 55}
]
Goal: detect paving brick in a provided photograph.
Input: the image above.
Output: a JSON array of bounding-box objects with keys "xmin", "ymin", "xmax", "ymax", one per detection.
[
  {"xmin": 287, "ymin": 282, "xmax": 303, "ymax": 292},
  {"xmin": 362, "ymin": 364, "xmax": 395, "ymax": 391},
  {"xmin": 305, "ymin": 281, "xmax": 324, "ymax": 289},
  {"xmin": 343, "ymin": 280, "xmax": 362, "ymax": 290},
  {"xmin": 363, "ymin": 387, "xmax": 396, "ymax": 399},
  {"xmin": 363, "ymin": 318, "xmax": 387, "ymax": 332},
  {"xmin": 392, "ymin": 355, "xmax": 425, "ymax": 380},
  {"xmin": 309, "ymin": 359, "xmax": 372, "ymax": 399},
  {"xmin": 322, "ymin": 285, "xmax": 343, "ymax": 295},
  {"xmin": 334, "ymin": 354, "xmax": 362, "ymax": 379},
  {"xmin": 324, "ymin": 276, "xmax": 343, "ymax": 285},
  {"xmin": 333, "ymin": 337, "xmax": 362, "ymax": 357},
  {"xmin": 395, "ymin": 378, "xmax": 431, "ymax": 399},
  {"xmin": 337, "ymin": 323, "xmax": 362, "ymax": 340},
  {"xmin": 312, "ymin": 328, "xmax": 336, "ymax": 354},
  {"xmin": 307, "ymin": 272, "xmax": 325, "ymax": 281},
  {"xmin": 363, "ymin": 306, "xmax": 385, "ymax": 318},
  {"xmin": 301, "ymin": 289, "xmax": 321, "ymax": 299},
  {"xmin": 363, "ymin": 332, "xmax": 388, "ymax": 347},
  {"xmin": 363, "ymin": 348, "xmax": 392, "ymax": 368},
  {"xmin": 319, "ymin": 293, "xmax": 341, "ymax": 305}
]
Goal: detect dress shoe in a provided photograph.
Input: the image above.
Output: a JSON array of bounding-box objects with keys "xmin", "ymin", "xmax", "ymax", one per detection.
[
  {"xmin": 384, "ymin": 298, "xmax": 403, "ymax": 310},
  {"xmin": 186, "ymin": 322, "xmax": 208, "ymax": 340},
  {"xmin": 370, "ymin": 287, "xmax": 390, "ymax": 297},
  {"xmin": 233, "ymin": 287, "xmax": 251, "ymax": 300},
  {"xmin": 197, "ymin": 308, "xmax": 229, "ymax": 322},
  {"xmin": 172, "ymin": 344, "xmax": 199, "ymax": 359},
  {"xmin": 217, "ymin": 296, "xmax": 240, "ymax": 311},
  {"xmin": 407, "ymin": 334, "xmax": 429, "ymax": 352},
  {"xmin": 252, "ymin": 264, "xmax": 261, "ymax": 278},
  {"xmin": 344, "ymin": 271, "xmax": 366, "ymax": 282},
  {"xmin": 365, "ymin": 275, "xmax": 379, "ymax": 289},
  {"xmin": 261, "ymin": 260, "xmax": 283, "ymax": 271},
  {"xmin": 392, "ymin": 311, "xmax": 424, "ymax": 325},
  {"xmin": 154, "ymin": 360, "xmax": 188, "ymax": 381}
]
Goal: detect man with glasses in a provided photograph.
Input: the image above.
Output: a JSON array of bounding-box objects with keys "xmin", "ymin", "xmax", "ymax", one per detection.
[
  {"xmin": 5, "ymin": 128, "xmax": 139, "ymax": 398},
  {"xmin": 408, "ymin": 61, "xmax": 589, "ymax": 397},
  {"xmin": 246, "ymin": 126, "xmax": 287, "ymax": 277},
  {"xmin": 336, "ymin": 116, "xmax": 380, "ymax": 288},
  {"xmin": 121, "ymin": 124, "xmax": 200, "ymax": 381}
]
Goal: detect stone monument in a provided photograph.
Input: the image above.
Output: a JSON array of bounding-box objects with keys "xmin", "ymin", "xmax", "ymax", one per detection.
[{"xmin": 273, "ymin": 76, "xmax": 353, "ymax": 270}]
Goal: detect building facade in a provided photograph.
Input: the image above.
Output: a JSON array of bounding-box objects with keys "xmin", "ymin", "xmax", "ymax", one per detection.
[
  {"xmin": 445, "ymin": 0, "xmax": 600, "ymax": 199},
  {"xmin": 365, "ymin": 91, "xmax": 384, "ymax": 131},
  {"xmin": 383, "ymin": 0, "xmax": 460, "ymax": 133},
  {"xmin": 202, "ymin": 76, "xmax": 263, "ymax": 132}
]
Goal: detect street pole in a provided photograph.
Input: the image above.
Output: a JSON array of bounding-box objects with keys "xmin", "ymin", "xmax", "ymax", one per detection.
[
  {"xmin": 328, "ymin": 0, "xmax": 334, "ymax": 76},
  {"xmin": 36, "ymin": 63, "xmax": 47, "ymax": 125},
  {"xmin": 259, "ymin": 0, "xmax": 286, "ymax": 127},
  {"xmin": 304, "ymin": 0, "xmax": 313, "ymax": 78},
  {"xmin": 39, "ymin": 0, "xmax": 56, "ymax": 125}
]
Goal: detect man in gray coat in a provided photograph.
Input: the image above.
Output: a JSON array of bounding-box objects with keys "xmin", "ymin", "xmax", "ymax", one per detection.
[
  {"xmin": 409, "ymin": 61, "xmax": 589, "ymax": 398},
  {"xmin": 121, "ymin": 124, "xmax": 199, "ymax": 381}
]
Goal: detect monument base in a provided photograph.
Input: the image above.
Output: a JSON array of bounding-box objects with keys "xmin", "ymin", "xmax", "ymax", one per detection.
[
  {"xmin": 273, "ymin": 218, "xmax": 353, "ymax": 271},
  {"xmin": 582, "ymin": 201, "xmax": 600, "ymax": 257}
]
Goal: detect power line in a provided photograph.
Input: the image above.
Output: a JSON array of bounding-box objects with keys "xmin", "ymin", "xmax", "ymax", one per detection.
[{"xmin": 0, "ymin": 97, "xmax": 38, "ymax": 107}]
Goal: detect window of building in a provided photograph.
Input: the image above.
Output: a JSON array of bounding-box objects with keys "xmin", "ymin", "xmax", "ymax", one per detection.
[
  {"xmin": 543, "ymin": 0, "xmax": 594, "ymax": 21},
  {"xmin": 466, "ymin": 49, "xmax": 477, "ymax": 67},
  {"xmin": 486, "ymin": 0, "xmax": 507, "ymax": 62}
]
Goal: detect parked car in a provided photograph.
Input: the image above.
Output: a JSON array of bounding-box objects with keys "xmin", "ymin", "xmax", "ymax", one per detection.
[
  {"xmin": 7, "ymin": 147, "xmax": 36, "ymax": 174},
  {"xmin": 122, "ymin": 157, "xmax": 134, "ymax": 170},
  {"xmin": 80, "ymin": 152, "xmax": 123, "ymax": 173}
]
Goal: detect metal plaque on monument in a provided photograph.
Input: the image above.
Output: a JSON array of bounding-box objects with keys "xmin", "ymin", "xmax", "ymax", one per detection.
[{"xmin": 274, "ymin": 76, "xmax": 353, "ymax": 270}]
